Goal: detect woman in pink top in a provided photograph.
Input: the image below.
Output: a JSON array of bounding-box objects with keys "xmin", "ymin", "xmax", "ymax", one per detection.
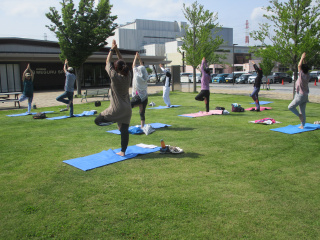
[
  {"xmin": 288, "ymin": 52, "xmax": 310, "ymax": 129},
  {"xmin": 195, "ymin": 57, "xmax": 211, "ymax": 112}
]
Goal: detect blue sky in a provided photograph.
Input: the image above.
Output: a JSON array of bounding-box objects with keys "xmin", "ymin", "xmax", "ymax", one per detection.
[{"xmin": 0, "ymin": 0, "xmax": 273, "ymax": 46}]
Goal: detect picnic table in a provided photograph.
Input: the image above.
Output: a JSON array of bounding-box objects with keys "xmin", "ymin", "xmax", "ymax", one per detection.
[{"xmin": 0, "ymin": 92, "xmax": 22, "ymax": 108}]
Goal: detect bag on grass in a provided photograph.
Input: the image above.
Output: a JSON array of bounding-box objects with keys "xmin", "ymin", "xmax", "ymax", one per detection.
[
  {"xmin": 231, "ymin": 103, "xmax": 244, "ymax": 112},
  {"xmin": 95, "ymin": 101, "xmax": 101, "ymax": 107},
  {"xmin": 33, "ymin": 112, "xmax": 46, "ymax": 119}
]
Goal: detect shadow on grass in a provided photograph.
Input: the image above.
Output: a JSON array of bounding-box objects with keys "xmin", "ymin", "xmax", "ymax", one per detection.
[
  {"xmin": 163, "ymin": 127, "xmax": 196, "ymax": 131},
  {"xmin": 147, "ymin": 151, "xmax": 202, "ymax": 159}
]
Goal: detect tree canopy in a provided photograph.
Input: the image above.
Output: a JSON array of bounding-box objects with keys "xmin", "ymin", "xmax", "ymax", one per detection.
[
  {"xmin": 46, "ymin": 0, "xmax": 117, "ymax": 94},
  {"xmin": 251, "ymin": 0, "xmax": 320, "ymax": 96},
  {"xmin": 180, "ymin": 1, "xmax": 225, "ymax": 92}
]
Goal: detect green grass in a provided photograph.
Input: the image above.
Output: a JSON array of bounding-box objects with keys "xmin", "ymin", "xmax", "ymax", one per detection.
[{"xmin": 1, "ymin": 92, "xmax": 319, "ymax": 239}]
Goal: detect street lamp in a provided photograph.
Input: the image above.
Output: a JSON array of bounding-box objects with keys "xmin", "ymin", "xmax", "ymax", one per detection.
[{"xmin": 232, "ymin": 44, "xmax": 238, "ymax": 85}]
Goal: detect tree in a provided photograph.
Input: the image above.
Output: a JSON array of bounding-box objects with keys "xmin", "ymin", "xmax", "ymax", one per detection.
[
  {"xmin": 46, "ymin": 0, "xmax": 117, "ymax": 95},
  {"xmin": 180, "ymin": 1, "xmax": 225, "ymax": 92},
  {"xmin": 250, "ymin": 46, "xmax": 275, "ymax": 88},
  {"xmin": 251, "ymin": 0, "xmax": 320, "ymax": 97}
]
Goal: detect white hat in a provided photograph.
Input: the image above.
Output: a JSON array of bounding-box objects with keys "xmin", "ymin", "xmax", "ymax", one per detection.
[{"xmin": 68, "ymin": 67, "xmax": 74, "ymax": 72}]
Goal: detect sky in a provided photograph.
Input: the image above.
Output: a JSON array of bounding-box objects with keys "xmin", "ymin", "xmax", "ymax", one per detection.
[{"xmin": 0, "ymin": 0, "xmax": 274, "ymax": 46}]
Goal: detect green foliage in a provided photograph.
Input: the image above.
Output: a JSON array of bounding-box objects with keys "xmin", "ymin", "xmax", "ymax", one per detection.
[
  {"xmin": 46, "ymin": 0, "xmax": 117, "ymax": 94},
  {"xmin": 251, "ymin": 46, "xmax": 275, "ymax": 77},
  {"xmin": 251, "ymin": 0, "xmax": 320, "ymax": 96},
  {"xmin": 1, "ymin": 92, "xmax": 320, "ymax": 239},
  {"xmin": 146, "ymin": 67, "xmax": 153, "ymax": 75},
  {"xmin": 286, "ymin": 70, "xmax": 293, "ymax": 77},
  {"xmin": 180, "ymin": 1, "xmax": 225, "ymax": 92}
]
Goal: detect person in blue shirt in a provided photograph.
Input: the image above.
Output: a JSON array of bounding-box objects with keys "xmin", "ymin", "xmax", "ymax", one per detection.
[
  {"xmin": 56, "ymin": 59, "xmax": 76, "ymax": 117},
  {"xmin": 19, "ymin": 64, "xmax": 34, "ymax": 114}
]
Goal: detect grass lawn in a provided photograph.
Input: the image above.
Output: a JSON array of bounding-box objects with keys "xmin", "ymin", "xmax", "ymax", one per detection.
[{"xmin": 0, "ymin": 92, "xmax": 319, "ymax": 239}]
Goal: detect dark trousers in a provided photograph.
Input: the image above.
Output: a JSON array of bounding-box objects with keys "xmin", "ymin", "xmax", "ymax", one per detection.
[
  {"xmin": 131, "ymin": 96, "xmax": 148, "ymax": 120},
  {"xmin": 94, "ymin": 114, "xmax": 129, "ymax": 153},
  {"xmin": 195, "ymin": 90, "xmax": 210, "ymax": 112},
  {"xmin": 56, "ymin": 91, "xmax": 74, "ymax": 116}
]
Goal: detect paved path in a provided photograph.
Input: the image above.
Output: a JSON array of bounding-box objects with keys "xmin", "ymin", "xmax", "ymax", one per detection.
[{"xmin": 1, "ymin": 82, "xmax": 319, "ymax": 111}]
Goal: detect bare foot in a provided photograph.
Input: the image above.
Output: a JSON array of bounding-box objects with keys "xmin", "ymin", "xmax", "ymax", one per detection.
[
  {"xmin": 298, "ymin": 125, "xmax": 304, "ymax": 129},
  {"xmin": 116, "ymin": 151, "xmax": 125, "ymax": 156}
]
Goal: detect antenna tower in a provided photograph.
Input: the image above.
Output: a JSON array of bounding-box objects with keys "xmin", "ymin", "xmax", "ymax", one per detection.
[{"xmin": 245, "ymin": 20, "xmax": 249, "ymax": 46}]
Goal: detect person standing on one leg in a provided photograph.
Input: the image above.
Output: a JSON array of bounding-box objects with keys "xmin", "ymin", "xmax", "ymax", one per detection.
[
  {"xmin": 131, "ymin": 52, "xmax": 148, "ymax": 127},
  {"xmin": 250, "ymin": 61, "xmax": 263, "ymax": 111},
  {"xmin": 195, "ymin": 57, "xmax": 211, "ymax": 112},
  {"xmin": 159, "ymin": 64, "xmax": 171, "ymax": 107},
  {"xmin": 94, "ymin": 40, "xmax": 132, "ymax": 156},
  {"xmin": 56, "ymin": 59, "xmax": 76, "ymax": 117},
  {"xmin": 288, "ymin": 52, "xmax": 310, "ymax": 129},
  {"xmin": 19, "ymin": 64, "xmax": 34, "ymax": 114}
]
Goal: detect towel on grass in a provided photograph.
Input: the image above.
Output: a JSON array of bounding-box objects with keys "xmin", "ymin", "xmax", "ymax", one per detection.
[
  {"xmin": 148, "ymin": 105, "xmax": 180, "ymax": 109},
  {"xmin": 250, "ymin": 101, "xmax": 273, "ymax": 105},
  {"xmin": 270, "ymin": 123, "xmax": 320, "ymax": 134},
  {"xmin": 46, "ymin": 110, "xmax": 96, "ymax": 120},
  {"xmin": 249, "ymin": 118, "xmax": 281, "ymax": 125},
  {"xmin": 7, "ymin": 111, "xmax": 54, "ymax": 117},
  {"xmin": 63, "ymin": 145, "xmax": 161, "ymax": 171},
  {"xmin": 245, "ymin": 107, "xmax": 272, "ymax": 111},
  {"xmin": 107, "ymin": 123, "xmax": 171, "ymax": 135},
  {"xmin": 179, "ymin": 110, "xmax": 223, "ymax": 118}
]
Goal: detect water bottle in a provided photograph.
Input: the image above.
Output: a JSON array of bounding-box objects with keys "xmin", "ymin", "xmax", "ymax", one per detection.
[{"xmin": 160, "ymin": 139, "xmax": 166, "ymax": 149}]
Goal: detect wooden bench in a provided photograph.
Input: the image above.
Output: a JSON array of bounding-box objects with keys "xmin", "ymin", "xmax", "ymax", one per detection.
[
  {"xmin": 81, "ymin": 88, "xmax": 110, "ymax": 102},
  {"xmin": 0, "ymin": 92, "xmax": 21, "ymax": 108}
]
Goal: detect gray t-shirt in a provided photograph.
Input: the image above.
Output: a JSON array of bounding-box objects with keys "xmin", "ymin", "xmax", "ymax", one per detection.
[{"xmin": 65, "ymin": 72, "xmax": 76, "ymax": 92}]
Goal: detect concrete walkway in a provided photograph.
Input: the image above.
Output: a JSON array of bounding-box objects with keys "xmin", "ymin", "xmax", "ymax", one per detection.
[{"xmin": 1, "ymin": 82, "xmax": 319, "ymax": 111}]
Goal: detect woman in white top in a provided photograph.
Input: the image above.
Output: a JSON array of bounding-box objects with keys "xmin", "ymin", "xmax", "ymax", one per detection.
[
  {"xmin": 159, "ymin": 64, "xmax": 171, "ymax": 107},
  {"xmin": 131, "ymin": 52, "xmax": 149, "ymax": 127}
]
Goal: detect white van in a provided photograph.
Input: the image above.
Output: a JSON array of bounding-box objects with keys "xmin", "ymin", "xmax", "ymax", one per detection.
[{"xmin": 310, "ymin": 71, "xmax": 320, "ymax": 80}]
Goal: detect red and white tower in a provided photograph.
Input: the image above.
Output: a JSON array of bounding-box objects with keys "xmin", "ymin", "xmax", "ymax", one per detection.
[{"xmin": 245, "ymin": 20, "xmax": 249, "ymax": 46}]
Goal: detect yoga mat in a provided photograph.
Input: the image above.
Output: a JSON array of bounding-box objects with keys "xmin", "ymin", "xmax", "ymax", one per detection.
[
  {"xmin": 179, "ymin": 110, "xmax": 223, "ymax": 118},
  {"xmin": 107, "ymin": 123, "xmax": 171, "ymax": 135},
  {"xmin": 63, "ymin": 145, "xmax": 161, "ymax": 171},
  {"xmin": 148, "ymin": 105, "xmax": 180, "ymax": 109},
  {"xmin": 245, "ymin": 107, "xmax": 272, "ymax": 111},
  {"xmin": 250, "ymin": 101, "xmax": 273, "ymax": 105},
  {"xmin": 46, "ymin": 110, "xmax": 96, "ymax": 120},
  {"xmin": 7, "ymin": 111, "xmax": 54, "ymax": 117},
  {"xmin": 270, "ymin": 123, "xmax": 320, "ymax": 134}
]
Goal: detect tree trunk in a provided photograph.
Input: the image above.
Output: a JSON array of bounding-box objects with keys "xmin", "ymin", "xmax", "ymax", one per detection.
[
  {"xmin": 193, "ymin": 66, "xmax": 197, "ymax": 92},
  {"xmin": 75, "ymin": 64, "xmax": 83, "ymax": 96}
]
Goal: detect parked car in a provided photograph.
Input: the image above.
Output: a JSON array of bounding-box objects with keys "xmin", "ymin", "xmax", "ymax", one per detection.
[
  {"xmin": 212, "ymin": 73, "xmax": 229, "ymax": 83},
  {"xmin": 148, "ymin": 74, "xmax": 164, "ymax": 83},
  {"xmin": 225, "ymin": 73, "xmax": 244, "ymax": 83},
  {"xmin": 266, "ymin": 72, "xmax": 292, "ymax": 84},
  {"xmin": 188, "ymin": 73, "xmax": 201, "ymax": 83},
  {"xmin": 310, "ymin": 71, "xmax": 320, "ymax": 81},
  {"xmin": 211, "ymin": 73, "xmax": 218, "ymax": 79},
  {"xmin": 180, "ymin": 72, "xmax": 192, "ymax": 83},
  {"xmin": 236, "ymin": 73, "xmax": 252, "ymax": 84},
  {"xmin": 248, "ymin": 73, "xmax": 267, "ymax": 84},
  {"xmin": 309, "ymin": 72, "xmax": 318, "ymax": 82}
]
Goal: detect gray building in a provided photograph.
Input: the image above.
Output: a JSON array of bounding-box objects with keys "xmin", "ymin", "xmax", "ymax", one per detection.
[{"xmin": 107, "ymin": 19, "xmax": 234, "ymax": 52}]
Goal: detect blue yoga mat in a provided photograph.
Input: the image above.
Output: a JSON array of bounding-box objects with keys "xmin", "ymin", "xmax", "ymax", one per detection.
[
  {"xmin": 250, "ymin": 101, "xmax": 273, "ymax": 105},
  {"xmin": 7, "ymin": 111, "xmax": 54, "ymax": 117},
  {"xmin": 107, "ymin": 123, "xmax": 171, "ymax": 135},
  {"xmin": 148, "ymin": 105, "xmax": 180, "ymax": 109},
  {"xmin": 270, "ymin": 123, "xmax": 320, "ymax": 134},
  {"xmin": 46, "ymin": 110, "xmax": 96, "ymax": 120},
  {"xmin": 63, "ymin": 145, "xmax": 161, "ymax": 171}
]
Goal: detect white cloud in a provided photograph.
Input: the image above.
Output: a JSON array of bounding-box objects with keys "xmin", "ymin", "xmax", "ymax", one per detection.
[{"xmin": 1, "ymin": 0, "xmax": 59, "ymax": 17}]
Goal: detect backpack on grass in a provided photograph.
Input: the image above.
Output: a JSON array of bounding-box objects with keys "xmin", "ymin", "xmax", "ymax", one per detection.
[{"xmin": 33, "ymin": 112, "xmax": 46, "ymax": 119}]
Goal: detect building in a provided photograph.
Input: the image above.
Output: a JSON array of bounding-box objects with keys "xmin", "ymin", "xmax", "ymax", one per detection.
[
  {"xmin": 0, "ymin": 38, "xmax": 166, "ymax": 93},
  {"xmin": 107, "ymin": 19, "xmax": 255, "ymax": 74}
]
